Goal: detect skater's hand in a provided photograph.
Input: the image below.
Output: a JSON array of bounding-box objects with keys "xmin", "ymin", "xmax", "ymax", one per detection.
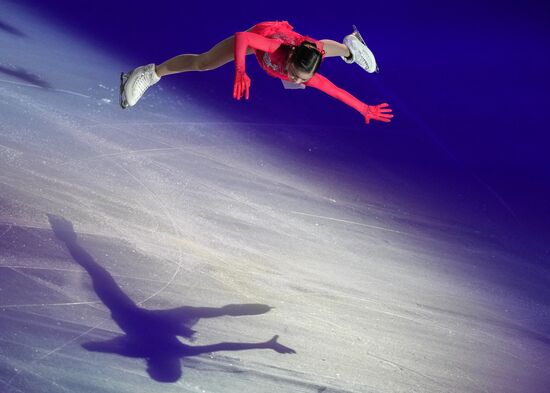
[
  {"xmin": 233, "ymin": 71, "xmax": 251, "ymax": 100},
  {"xmin": 362, "ymin": 103, "xmax": 393, "ymax": 124},
  {"xmin": 265, "ymin": 335, "xmax": 296, "ymax": 354}
]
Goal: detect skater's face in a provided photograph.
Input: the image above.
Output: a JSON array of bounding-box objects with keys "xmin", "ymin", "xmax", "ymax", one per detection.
[{"xmin": 287, "ymin": 62, "xmax": 313, "ymax": 83}]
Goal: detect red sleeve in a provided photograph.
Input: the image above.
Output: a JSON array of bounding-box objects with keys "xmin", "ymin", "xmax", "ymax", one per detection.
[
  {"xmin": 304, "ymin": 73, "xmax": 366, "ymax": 115},
  {"xmin": 234, "ymin": 32, "xmax": 283, "ymax": 73}
]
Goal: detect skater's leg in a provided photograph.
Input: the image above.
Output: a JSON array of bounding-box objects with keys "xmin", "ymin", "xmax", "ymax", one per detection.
[
  {"xmin": 319, "ymin": 39, "xmax": 350, "ymax": 58},
  {"xmin": 156, "ymin": 30, "xmax": 256, "ymax": 77},
  {"xmin": 121, "ymin": 26, "xmax": 256, "ymax": 108}
]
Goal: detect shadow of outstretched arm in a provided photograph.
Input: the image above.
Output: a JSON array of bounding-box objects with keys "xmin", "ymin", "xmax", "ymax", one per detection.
[{"xmin": 182, "ymin": 335, "xmax": 296, "ymax": 356}]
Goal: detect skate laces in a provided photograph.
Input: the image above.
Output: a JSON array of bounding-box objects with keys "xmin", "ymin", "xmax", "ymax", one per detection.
[
  {"xmin": 351, "ymin": 38, "xmax": 367, "ymax": 63},
  {"xmin": 133, "ymin": 66, "xmax": 154, "ymax": 99},
  {"xmin": 355, "ymin": 47, "xmax": 373, "ymax": 70}
]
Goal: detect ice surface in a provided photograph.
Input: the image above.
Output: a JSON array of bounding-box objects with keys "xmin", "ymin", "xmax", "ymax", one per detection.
[{"xmin": 1, "ymin": 2, "xmax": 549, "ymax": 393}]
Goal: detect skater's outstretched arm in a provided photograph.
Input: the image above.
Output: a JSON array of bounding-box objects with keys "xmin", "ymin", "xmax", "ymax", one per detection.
[
  {"xmin": 233, "ymin": 32, "xmax": 283, "ymax": 100},
  {"xmin": 305, "ymin": 73, "xmax": 393, "ymax": 124}
]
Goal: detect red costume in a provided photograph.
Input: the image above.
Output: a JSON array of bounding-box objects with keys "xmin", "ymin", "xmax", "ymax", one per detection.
[{"xmin": 233, "ymin": 21, "xmax": 391, "ymax": 124}]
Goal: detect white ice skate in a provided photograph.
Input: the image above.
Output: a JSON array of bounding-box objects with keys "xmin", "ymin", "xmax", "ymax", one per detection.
[
  {"xmin": 119, "ymin": 63, "xmax": 160, "ymax": 109},
  {"xmin": 341, "ymin": 25, "xmax": 379, "ymax": 73}
]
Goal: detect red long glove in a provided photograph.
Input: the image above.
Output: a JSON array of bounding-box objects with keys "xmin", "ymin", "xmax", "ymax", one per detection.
[
  {"xmin": 233, "ymin": 72, "xmax": 251, "ymax": 100},
  {"xmin": 305, "ymin": 74, "xmax": 393, "ymax": 125},
  {"xmin": 362, "ymin": 103, "xmax": 393, "ymax": 124},
  {"xmin": 233, "ymin": 31, "xmax": 282, "ymax": 100}
]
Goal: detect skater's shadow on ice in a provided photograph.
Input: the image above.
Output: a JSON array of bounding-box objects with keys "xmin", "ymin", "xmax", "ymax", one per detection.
[
  {"xmin": 0, "ymin": 19, "xmax": 26, "ymax": 37},
  {"xmin": 47, "ymin": 214, "xmax": 295, "ymax": 383},
  {"xmin": 0, "ymin": 65, "xmax": 51, "ymax": 89}
]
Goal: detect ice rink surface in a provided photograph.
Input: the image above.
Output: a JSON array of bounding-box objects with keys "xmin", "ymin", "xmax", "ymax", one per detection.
[{"xmin": 1, "ymin": 2, "xmax": 549, "ymax": 392}]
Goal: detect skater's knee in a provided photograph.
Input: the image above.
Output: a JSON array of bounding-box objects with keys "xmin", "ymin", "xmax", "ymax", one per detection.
[
  {"xmin": 196, "ymin": 52, "xmax": 233, "ymax": 71},
  {"xmin": 195, "ymin": 57, "xmax": 209, "ymax": 71},
  {"xmin": 196, "ymin": 36, "xmax": 236, "ymax": 71},
  {"xmin": 195, "ymin": 54, "xmax": 217, "ymax": 71}
]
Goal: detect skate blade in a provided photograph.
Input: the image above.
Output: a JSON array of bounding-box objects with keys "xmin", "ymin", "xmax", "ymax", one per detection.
[
  {"xmin": 119, "ymin": 72, "xmax": 129, "ymax": 109},
  {"xmin": 351, "ymin": 25, "xmax": 365, "ymax": 45}
]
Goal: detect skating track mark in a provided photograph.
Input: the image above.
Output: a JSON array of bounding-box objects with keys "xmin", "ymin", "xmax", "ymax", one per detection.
[
  {"xmin": 5, "ymin": 267, "xmax": 107, "ymax": 313},
  {"xmin": 1, "ymin": 301, "xmax": 100, "ymax": 309},
  {"xmin": 74, "ymin": 147, "xmax": 181, "ymax": 163},
  {"xmin": 290, "ymin": 210, "xmax": 406, "ymax": 234},
  {"xmin": 0, "ymin": 78, "xmax": 91, "ymax": 99},
  {"xmin": 111, "ymin": 161, "xmax": 186, "ymax": 306},
  {"xmin": 3, "ymin": 323, "xmax": 99, "ymax": 390},
  {"xmin": 0, "ymin": 265, "xmax": 174, "ymax": 284}
]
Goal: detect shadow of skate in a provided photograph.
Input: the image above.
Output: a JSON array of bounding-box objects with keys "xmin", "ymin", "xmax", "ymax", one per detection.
[
  {"xmin": 0, "ymin": 19, "xmax": 26, "ymax": 37},
  {"xmin": 0, "ymin": 65, "xmax": 52, "ymax": 89},
  {"xmin": 46, "ymin": 214, "xmax": 295, "ymax": 383}
]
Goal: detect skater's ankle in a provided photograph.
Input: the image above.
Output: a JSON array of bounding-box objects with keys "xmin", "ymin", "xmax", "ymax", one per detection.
[{"xmin": 154, "ymin": 65, "xmax": 162, "ymax": 78}]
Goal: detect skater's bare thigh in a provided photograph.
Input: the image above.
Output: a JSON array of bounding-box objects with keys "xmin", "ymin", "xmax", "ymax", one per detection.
[
  {"xmin": 196, "ymin": 27, "xmax": 256, "ymax": 71},
  {"xmin": 156, "ymin": 26, "xmax": 256, "ymax": 76},
  {"xmin": 319, "ymin": 39, "xmax": 350, "ymax": 58}
]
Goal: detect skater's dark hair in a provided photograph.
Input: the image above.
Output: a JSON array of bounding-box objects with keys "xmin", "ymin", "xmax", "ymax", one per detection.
[{"xmin": 290, "ymin": 41, "xmax": 323, "ymax": 74}]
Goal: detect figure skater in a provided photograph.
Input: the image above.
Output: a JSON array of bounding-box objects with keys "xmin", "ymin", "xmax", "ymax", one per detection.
[{"xmin": 120, "ymin": 21, "xmax": 393, "ymax": 125}]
